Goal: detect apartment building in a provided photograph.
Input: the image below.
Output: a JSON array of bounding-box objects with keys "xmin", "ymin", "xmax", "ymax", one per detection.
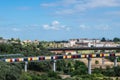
[
  {"xmin": 68, "ymin": 38, "xmax": 118, "ymax": 47},
  {"xmin": 0, "ymin": 39, "xmax": 8, "ymax": 43}
]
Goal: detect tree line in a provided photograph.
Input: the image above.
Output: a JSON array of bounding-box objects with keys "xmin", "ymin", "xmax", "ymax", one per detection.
[{"xmin": 101, "ymin": 37, "xmax": 120, "ymax": 42}]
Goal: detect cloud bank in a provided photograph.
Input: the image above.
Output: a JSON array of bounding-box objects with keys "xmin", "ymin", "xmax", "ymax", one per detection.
[{"xmin": 43, "ymin": 21, "xmax": 70, "ymax": 31}]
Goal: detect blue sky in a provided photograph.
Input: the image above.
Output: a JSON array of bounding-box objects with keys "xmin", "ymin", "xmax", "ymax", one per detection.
[{"xmin": 0, "ymin": 0, "xmax": 120, "ymax": 41}]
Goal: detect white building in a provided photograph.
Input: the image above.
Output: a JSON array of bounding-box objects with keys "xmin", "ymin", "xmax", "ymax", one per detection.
[
  {"xmin": 0, "ymin": 39, "xmax": 8, "ymax": 43},
  {"xmin": 68, "ymin": 38, "xmax": 118, "ymax": 47},
  {"xmin": 69, "ymin": 39, "xmax": 78, "ymax": 47}
]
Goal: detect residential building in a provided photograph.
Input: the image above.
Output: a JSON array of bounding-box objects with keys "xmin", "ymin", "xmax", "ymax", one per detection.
[
  {"xmin": 67, "ymin": 38, "xmax": 118, "ymax": 48},
  {"xmin": 0, "ymin": 39, "xmax": 8, "ymax": 43}
]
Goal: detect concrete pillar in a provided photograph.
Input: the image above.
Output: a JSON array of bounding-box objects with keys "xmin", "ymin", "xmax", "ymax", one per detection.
[
  {"xmin": 88, "ymin": 58, "xmax": 91, "ymax": 74},
  {"xmin": 25, "ymin": 61, "xmax": 28, "ymax": 72},
  {"xmin": 114, "ymin": 57, "xmax": 118, "ymax": 67},
  {"xmin": 53, "ymin": 60, "xmax": 56, "ymax": 72},
  {"xmin": 76, "ymin": 50, "xmax": 78, "ymax": 54},
  {"xmin": 102, "ymin": 57, "xmax": 104, "ymax": 65},
  {"xmin": 63, "ymin": 50, "xmax": 66, "ymax": 55}
]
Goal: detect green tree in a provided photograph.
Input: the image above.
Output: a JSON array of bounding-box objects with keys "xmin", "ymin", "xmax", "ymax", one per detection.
[
  {"xmin": 114, "ymin": 66, "xmax": 120, "ymax": 76},
  {"xmin": 101, "ymin": 37, "xmax": 106, "ymax": 42},
  {"xmin": 93, "ymin": 68, "xmax": 103, "ymax": 74},
  {"xmin": 56, "ymin": 60, "xmax": 66, "ymax": 72},
  {"xmin": 19, "ymin": 72, "xmax": 32, "ymax": 80},
  {"xmin": 0, "ymin": 62, "xmax": 22, "ymax": 80},
  {"xmin": 71, "ymin": 61, "xmax": 87, "ymax": 76},
  {"xmin": 0, "ymin": 37, "xmax": 3, "ymax": 39},
  {"xmin": 47, "ymin": 71, "xmax": 61, "ymax": 79},
  {"xmin": 28, "ymin": 61, "xmax": 52, "ymax": 72},
  {"xmin": 113, "ymin": 37, "xmax": 120, "ymax": 42}
]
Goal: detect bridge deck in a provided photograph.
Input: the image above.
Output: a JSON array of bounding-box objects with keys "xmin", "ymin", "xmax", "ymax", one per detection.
[
  {"xmin": 48, "ymin": 47, "xmax": 120, "ymax": 51},
  {"xmin": 3, "ymin": 53, "xmax": 120, "ymax": 63}
]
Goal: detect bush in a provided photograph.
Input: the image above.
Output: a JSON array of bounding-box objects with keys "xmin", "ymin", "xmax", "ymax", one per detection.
[
  {"xmin": 114, "ymin": 66, "xmax": 120, "ymax": 76},
  {"xmin": 72, "ymin": 74, "xmax": 105, "ymax": 80},
  {"xmin": 95, "ymin": 60, "xmax": 99, "ymax": 64},
  {"xmin": 0, "ymin": 62, "xmax": 22, "ymax": 80},
  {"xmin": 28, "ymin": 61, "xmax": 52, "ymax": 72},
  {"xmin": 48, "ymin": 71, "xmax": 61, "ymax": 79},
  {"xmin": 93, "ymin": 68, "xmax": 103, "ymax": 74},
  {"xmin": 19, "ymin": 72, "xmax": 32, "ymax": 80}
]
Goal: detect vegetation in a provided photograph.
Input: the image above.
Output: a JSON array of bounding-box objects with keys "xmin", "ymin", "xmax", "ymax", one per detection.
[
  {"xmin": 113, "ymin": 37, "xmax": 120, "ymax": 43},
  {"xmin": 101, "ymin": 37, "xmax": 120, "ymax": 42},
  {"xmin": 0, "ymin": 62, "xmax": 22, "ymax": 80},
  {"xmin": 0, "ymin": 37, "xmax": 120, "ymax": 80},
  {"xmin": 101, "ymin": 37, "xmax": 106, "ymax": 42}
]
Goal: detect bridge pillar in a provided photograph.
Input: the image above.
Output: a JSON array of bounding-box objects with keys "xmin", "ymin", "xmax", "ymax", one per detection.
[
  {"xmin": 53, "ymin": 60, "xmax": 56, "ymax": 72},
  {"xmin": 76, "ymin": 50, "xmax": 78, "ymax": 54},
  {"xmin": 114, "ymin": 57, "xmax": 118, "ymax": 67},
  {"xmin": 25, "ymin": 61, "xmax": 28, "ymax": 72},
  {"xmin": 64, "ymin": 50, "xmax": 66, "ymax": 55},
  {"xmin": 102, "ymin": 57, "xmax": 104, "ymax": 65},
  {"xmin": 88, "ymin": 58, "xmax": 91, "ymax": 74}
]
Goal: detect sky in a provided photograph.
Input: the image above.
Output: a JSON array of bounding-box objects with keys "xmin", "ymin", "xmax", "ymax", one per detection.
[{"xmin": 0, "ymin": 0, "xmax": 120, "ymax": 41}]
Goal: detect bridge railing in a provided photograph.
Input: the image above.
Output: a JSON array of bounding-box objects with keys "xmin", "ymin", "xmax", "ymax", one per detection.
[{"xmin": 2, "ymin": 53, "xmax": 120, "ymax": 63}]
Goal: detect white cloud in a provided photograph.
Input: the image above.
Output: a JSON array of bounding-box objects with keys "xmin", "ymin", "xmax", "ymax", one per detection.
[
  {"xmin": 85, "ymin": 0, "xmax": 120, "ymax": 8},
  {"xmin": 52, "ymin": 20, "xmax": 60, "ymax": 25},
  {"xmin": 79, "ymin": 24, "xmax": 90, "ymax": 30},
  {"xmin": 41, "ymin": 0, "xmax": 120, "ymax": 15},
  {"xmin": 12, "ymin": 28, "xmax": 21, "ymax": 32},
  {"xmin": 41, "ymin": 0, "xmax": 83, "ymax": 7},
  {"xmin": 55, "ymin": 9, "xmax": 75, "ymax": 15},
  {"xmin": 79, "ymin": 24, "xmax": 111, "ymax": 31},
  {"xmin": 43, "ymin": 21, "xmax": 70, "ymax": 31},
  {"xmin": 96, "ymin": 24, "xmax": 110, "ymax": 30},
  {"xmin": 40, "ymin": 3, "xmax": 57, "ymax": 7}
]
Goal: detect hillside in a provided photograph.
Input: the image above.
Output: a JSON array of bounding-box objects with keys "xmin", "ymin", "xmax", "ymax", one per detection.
[{"xmin": 79, "ymin": 58, "xmax": 120, "ymax": 69}]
